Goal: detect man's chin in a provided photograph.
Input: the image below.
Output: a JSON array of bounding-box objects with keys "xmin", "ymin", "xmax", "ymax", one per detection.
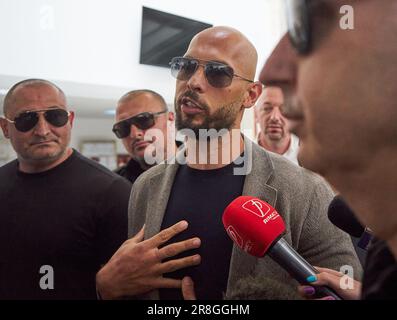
[
  {"xmin": 265, "ymin": 131, "xmax": 283, "ymax": 139},
  {"xmin": 27, "ymin": 148, "xmax": 64, "ymax": 162}
]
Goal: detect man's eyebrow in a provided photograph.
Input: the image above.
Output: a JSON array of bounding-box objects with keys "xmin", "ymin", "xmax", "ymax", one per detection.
[
  {"xmin": 17, "ymin": 105, "xmax": 63, "ymax": 114},
  {"xmin": 184, "ymin": 55, "xmax": 230, "ymax": 66}
]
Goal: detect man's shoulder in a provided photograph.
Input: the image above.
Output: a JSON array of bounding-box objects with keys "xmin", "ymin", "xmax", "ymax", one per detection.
[
  {"xmin": 72, "ymin": 151, "xmax": 131, "ymax": 187},
  {"xmin": 133, "ymin": 162, "xmax": 173, "ymax": 187},
  {"xmin": 252, "ymin": 145, "xmax": 330, "ymax": 199},
  {"xmin": 0, "ymin": 159, "xmax": 18, "ymax": 176}
]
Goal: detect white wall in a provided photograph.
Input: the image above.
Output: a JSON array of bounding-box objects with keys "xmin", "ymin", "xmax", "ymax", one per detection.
[
  {"xmin": 0, "ymin": 0, "xmax": 285, "ymax": 95},
  {"xmin": 0, "ymin": 0, "xmax": 287, "ymax": 165},
  {"xmin": 70, "ymin": 117, "xmax": 124, "ymax": 154}
]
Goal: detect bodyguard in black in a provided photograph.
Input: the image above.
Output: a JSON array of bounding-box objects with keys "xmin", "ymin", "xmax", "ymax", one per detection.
[
  {"xmin": 112, "ymin": 90, "xmax": 178, "ymax": 184},
  {"xmin": 0, "ymin": 150, "xmax": 130, "ymax": 299},
  {"xmin": 0, "ymin": 79, "xmax": 131, "ymax": 299}
]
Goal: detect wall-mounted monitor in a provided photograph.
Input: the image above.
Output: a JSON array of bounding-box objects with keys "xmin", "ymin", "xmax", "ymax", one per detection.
[{"xmin": 140, "ymin": 7, "xmax": 212, "ymax": 68}]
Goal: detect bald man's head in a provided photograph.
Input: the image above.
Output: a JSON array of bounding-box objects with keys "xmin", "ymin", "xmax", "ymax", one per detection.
[
  {"xmin": 188, "ymin": 26, "xmax": 258, "ymax": 80},
  {"xmin": 117, "ymin": 89, "xmax": 167, "ymax": 111},
  {"xmin": 3, "ymin": 79, "xmax": 66, "ymax": 117}
]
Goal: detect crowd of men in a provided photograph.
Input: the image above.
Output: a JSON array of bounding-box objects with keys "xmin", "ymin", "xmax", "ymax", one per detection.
[{"xmin": 1, "ymin": 0, "xmax": 396, "ymax": 300}]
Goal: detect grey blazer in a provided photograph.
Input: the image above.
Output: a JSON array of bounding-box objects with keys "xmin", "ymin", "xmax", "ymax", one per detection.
[{"xmin": 128, "ymin": 138, "xmax": 362, "ymax": 300}]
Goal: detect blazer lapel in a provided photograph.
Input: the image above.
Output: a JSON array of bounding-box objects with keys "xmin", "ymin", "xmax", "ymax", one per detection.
[
  {"xmin": 226, "ymin": 138, "xmax": 278, "ymax": 297},
  {"xmin": 143, "ymin": 151, "xmax": 183, "ymax": 300}
]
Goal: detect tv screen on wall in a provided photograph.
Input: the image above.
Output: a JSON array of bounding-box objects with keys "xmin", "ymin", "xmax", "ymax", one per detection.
[{"xmin": 140, "ymin": 7, "xmax": 212, "ymax": 68}]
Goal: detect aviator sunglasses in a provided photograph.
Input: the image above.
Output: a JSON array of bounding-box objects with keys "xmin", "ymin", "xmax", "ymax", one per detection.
[
  {"xmin": 170, "ymin": 56, "xmax": 254, "ymax": 88},
  {"xmin": 3, "ymin": 108, "xmax": 71, "ymax": 132},
  {"xmin": 112, "ymin": 110, "xmax": 167, "ymax": 139}
]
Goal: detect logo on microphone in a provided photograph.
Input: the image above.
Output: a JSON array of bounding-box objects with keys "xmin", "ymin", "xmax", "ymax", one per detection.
[
  {"xmin": 226, "ymin": 226, "xmax": 255, "ymax": 254},
  {"xmin": 226, "ymin": 225, "xmax": 244, "ymax": 249},
  {"xmin": 242, "ymin": 199, "xmax": 279, "ymax": 224}
]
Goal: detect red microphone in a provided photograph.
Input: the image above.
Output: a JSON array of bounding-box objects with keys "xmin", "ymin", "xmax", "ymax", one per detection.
[{"xmin": 223, "ymin": 196, "xmax": 342, "ymax": 300}]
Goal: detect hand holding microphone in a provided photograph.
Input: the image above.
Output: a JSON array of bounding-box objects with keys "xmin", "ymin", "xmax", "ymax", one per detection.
[{"xmin": 222, "ymin": 196, "xmax": 342, "ymax": 300}]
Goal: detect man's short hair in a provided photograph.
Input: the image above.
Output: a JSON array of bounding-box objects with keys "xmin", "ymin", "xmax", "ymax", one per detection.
[
  {"xmin": 118, "ymin": 89, "xmax": 168, "ymax": 110},
  {"xmin": 2, "ymin": 79, "xmax": 66, "ymax": 117}
]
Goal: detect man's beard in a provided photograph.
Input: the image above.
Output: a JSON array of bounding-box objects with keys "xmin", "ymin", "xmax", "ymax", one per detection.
[{"xmin": 175, "ymin": 91, "xmax": 243, "ymax": 139}]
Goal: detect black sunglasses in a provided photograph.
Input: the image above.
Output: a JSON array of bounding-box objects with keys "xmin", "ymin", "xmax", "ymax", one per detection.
[
  {"xmin": 285, "ymin": 0, "xmax": 311, "ymax": 54},
  {"xmin": 112, "ymin": 110, "xmax": 167, "ymax": 139},
  {"xmin": 4, "ymin": 108, "xmax": 71, "ymax": 132},
  {"xmin": 169, "ymin": 56, "xmax": 254, "ymax": 88},
  {"xmin": 286, "ymin": 0, "xmax": 342, "ymax": 54}
]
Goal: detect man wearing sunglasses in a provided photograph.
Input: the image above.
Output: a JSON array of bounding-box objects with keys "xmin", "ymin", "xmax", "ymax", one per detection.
[
  {"xmin": 96, "ymin": 26, "xmax": 360, "ymax": 300},
  {"xmin": 113, "ymin": 89, "xmax": 180, "ymax": 184},
  {"xmin": 260, "ymin": 0, "xmax": 397, "ymax": 299},
  {"xmin": 0, "ymin": 79, "xmax": 131, "ymax": 299}
]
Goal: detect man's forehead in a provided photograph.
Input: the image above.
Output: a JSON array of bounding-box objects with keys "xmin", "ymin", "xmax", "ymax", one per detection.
[
  {"xmin": 9, "ymin": 85, "xmax": 66, "ymax": 113},
  {"xmin": 116, "ymin": 94, "xmax": 164, "ymax": 119},
  {"xmin": 186, "ymin": 30, "xmax": 251, "ymax": 73},
  {"xmin": 262, "ymin": 88, "xmax": 284, "ymax": 102}
]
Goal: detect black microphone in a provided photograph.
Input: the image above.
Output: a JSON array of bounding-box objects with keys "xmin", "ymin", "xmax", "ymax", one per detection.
[{"xmin": 328, "ymin": 196, "xmax": 373, "ymax": 250}]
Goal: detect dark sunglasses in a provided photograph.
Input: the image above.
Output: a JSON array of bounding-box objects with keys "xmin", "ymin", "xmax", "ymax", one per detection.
[
  {"xmin": 4, "ymin": 108, "xmax": 71, "ymax": 132},
  {"xmin": 169, "ymin": 56, "xmax": 254, "ymax": 88},
  {"xmin": 286, "ymin": 0, "xmax": 341, "ymax": 54},
  {"xmin": 112, "ymin": 110, "xmax": 167, "ymax": 139},
  {"xmin": 285, "ymin": 0, "xmax": 311, "ymax": 54}
]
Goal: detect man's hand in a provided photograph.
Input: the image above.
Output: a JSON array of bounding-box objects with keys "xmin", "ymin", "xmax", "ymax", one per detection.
[
  {"xmin": 182, "ymin": 277, "xmax": 196, "ymax": 300},
  {"xmin": 96, "ymin": 221, "xmax": 201, "ymax": 299},
  {"xmin": 298, "ymin": 267, "xmax": 362, "ymax": 300}
]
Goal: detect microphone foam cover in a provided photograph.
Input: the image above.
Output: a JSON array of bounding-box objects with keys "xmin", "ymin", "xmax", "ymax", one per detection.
[
  {"xmin": 223, "ymin": 196, "xmax": 286, "ymax": 257},
  {"xmin": 327, "ymin": 195, "xmax": 364, "ymax": 238}
]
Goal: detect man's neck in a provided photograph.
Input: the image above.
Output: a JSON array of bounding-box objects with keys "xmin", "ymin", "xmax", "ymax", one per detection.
[
  {"xmin": 19, "ymin": 148, "xmax": 73, "ymax": 174},
  {"xmin": 186, "ymin": 130, "xmax": 244, "ymax": 170},
  {"xmin": 325, "ymin": 148, "xmax": 397, "ymax": 256},
  {"xmin": 258, "ymin": 133, "xmax": 291, "ymax": 155}
]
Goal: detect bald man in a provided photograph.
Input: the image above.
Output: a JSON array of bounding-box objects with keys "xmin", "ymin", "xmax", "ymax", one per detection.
[
  {"xmin": 96, "ymin": 26, "xmax": 360, "ymax": 300},
  {"xmin": 112, "ymin": 89, "xmax": 179, "ymax": 184},
  {"xmin": 255, "ymin": 86, "xmax": 300, "ymax": 165},
  {"xmin": 0, "ymin": 79, "xmax": 130, "ymax": 299}
]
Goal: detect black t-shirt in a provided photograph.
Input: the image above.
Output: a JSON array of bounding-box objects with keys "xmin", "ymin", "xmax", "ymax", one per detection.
[
  {"xmin": 115, "ymin": 141, "xmax": 184, "ymax": 184},
  {"xmin": 0, "ymin": 150, "xmax": 131, "ymax": 299},
  {"xmin": 362, "ymin": 238, "xmax": 397, "ymax": 300},
  {"xmin": 159, "ymin": 161, "xmax": 245, "ymax": 300},
  {"xmin": 114, "ymin": 158, "xmax": 145, "ymax": 185}
]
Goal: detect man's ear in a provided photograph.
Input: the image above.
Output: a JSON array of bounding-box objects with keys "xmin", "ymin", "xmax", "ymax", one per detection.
[
  {"xmin": 0, "ymin": 118, "xmax": 10, "ymax": 139},
  {"xmin": 68, "ymin": 111, "xmax": 75, "ymax": 128},
  {"xmin": 243, "ymin": 82, "xmax": 263, "ymax": 110},
  {"xmin": 168, "ymin": 111, "xmax": 175, "ymax": 122}
]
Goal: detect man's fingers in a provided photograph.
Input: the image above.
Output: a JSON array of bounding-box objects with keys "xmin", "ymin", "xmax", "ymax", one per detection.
[
  {"xmin": 157, "ymin": 238, "xmax": 201, "ymax": 260},
  {"xmin": 157, "ymin": 254, "xmax": 201, "ymax": 274},
  {"xmin": 147, "ymin": 221, "xmax": 189, "ymax": 248},
  {"xmin": 129, "ymin": 225, "xmax": 145, "ymax": 245},
  {"xmin": 154, "ymin": 277, "xmax": 183, "ymax": 290},
  {"xmin": 182, "ymin": 277, "xmax": 196, "ymax": 300}
]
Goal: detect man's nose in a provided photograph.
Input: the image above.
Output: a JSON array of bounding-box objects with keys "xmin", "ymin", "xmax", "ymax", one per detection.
[
  {"xmin": 269, "ymin": 107, "xmax": 282, "ymax": 122},
  {"xmin": 33, "ymin": 114, "xmax": 50, "ymax": 136},
  {"xmin": 260, "ymin": 33, "xmax": 298, "ymax": 87},
  {"xmin": 186, "ymin": 64, "xmax": 206, "ymax": 93}
]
